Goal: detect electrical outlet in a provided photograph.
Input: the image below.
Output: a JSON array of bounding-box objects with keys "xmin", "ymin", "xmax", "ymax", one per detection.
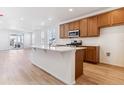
[{"xmin": 106, "ymin": 52, "xmax": 110, "ymax": 56}]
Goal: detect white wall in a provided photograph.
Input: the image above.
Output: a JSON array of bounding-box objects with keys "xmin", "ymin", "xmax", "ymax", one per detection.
[
  {"xmin": 24, "ymin": 32, "xmax": 32, "ymax": 48},
  {"xmin": 0, "ymin": 30, "xmax": 10, "ymax": 50},
  {"xmin": 32, "ymin": 31, "xmax": 41, "ymax": 45},
  {"xmin": 57, "ymin": 25, "xmax": 124, "ymax": 67},
  {"xmin": 100, "ymin": 26, "xmax": 124, "ymax": 67},
  {"xmin": 32, "ymin": 29, "xmax": 48, "ymax": 46}
]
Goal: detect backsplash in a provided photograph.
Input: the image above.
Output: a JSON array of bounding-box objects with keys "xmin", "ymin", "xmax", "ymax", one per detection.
[{"xmin": 56, "ymin": 37, "xmax": 100, "ymax": 46}]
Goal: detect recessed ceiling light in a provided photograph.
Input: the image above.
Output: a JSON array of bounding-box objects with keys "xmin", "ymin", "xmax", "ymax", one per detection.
[
  {"xmin": 48, "ymin": 17, "xmax": 52, "ymax": 21},
  {"xmin": 68, "ymin": 8, "xmax": 73, "ymax": 12}
]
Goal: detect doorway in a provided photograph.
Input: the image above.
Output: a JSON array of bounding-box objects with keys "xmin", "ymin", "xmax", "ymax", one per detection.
[{"xmin": 10, "ymin": 34, "xmax": 24, "ymax": 49}]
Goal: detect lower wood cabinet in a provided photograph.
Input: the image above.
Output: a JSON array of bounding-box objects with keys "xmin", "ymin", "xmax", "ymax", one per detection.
[
  {"xmin": 75, "ymin": 49, "xmax": 84, "ymax": 79},
  {"xmin": 84, "ymin": 46, "xmax": 99, "ymax": 64}
]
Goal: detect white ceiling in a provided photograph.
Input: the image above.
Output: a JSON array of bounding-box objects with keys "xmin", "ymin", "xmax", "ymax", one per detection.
[{"xmin": 0, "ymin": 7, "xmax": 112, "ymax": 32}]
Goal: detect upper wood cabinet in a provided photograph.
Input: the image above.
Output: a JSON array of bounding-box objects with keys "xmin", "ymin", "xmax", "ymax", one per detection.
[
  {"xmin": 111, "ymin": 8, "xmax": 124, "ymax": 25},
  {"xmin": 98, "ymin": 12, "xmax": 112, "ymax": 27},
  {"xmin": 80, "ymin": 19, "xmax": 88, "ymax": 37},
  {"xmin": 59, "ymin": 7, "xmax": 124, "ymax": 38},
  {"xmin": 80, "ymin": 16, "xmax": 99, "ymax": 37},
  {"xmin": 98, "ymin": 8, "xmax": 124, "ymax": 27},
  {"xmin": 64, "ymin": 23, "xmax": 69, "ymax": 38},
  {"xmin": 69, "ymin": 22, "xmax": 74, "ymax": 31},
  {"xmin": 73, "ymin": 21, "xmax": 80, "ymax": 30},
  {"xmin": 69, "ymin": 21, "xmax": 80, "ymax": 31},
  {"xmin": 59, "ymin": 24, "xmax": 65, "ymax": 38},
  {"xmin": 87, "ymin": 16, "xmax": 99, "ymax": 36}
]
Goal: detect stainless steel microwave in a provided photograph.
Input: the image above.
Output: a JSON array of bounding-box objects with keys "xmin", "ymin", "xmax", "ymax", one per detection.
[{"xmin": 68, "ymin": 30, "xmax": 79, "ymax": 38}]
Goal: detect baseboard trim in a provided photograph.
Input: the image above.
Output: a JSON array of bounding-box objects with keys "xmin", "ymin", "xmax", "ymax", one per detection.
[{"xmin": 100, "ymin": 62, "xmax": 124, "ymax": 68}]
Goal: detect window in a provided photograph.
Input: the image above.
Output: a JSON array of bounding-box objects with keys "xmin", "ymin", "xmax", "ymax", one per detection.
[
  {"xmin": 48, "ymin": 27, "xmax": 57, "ymax": 45},
  {"xmin": 10, "ymin": 34, "xmax": 24, "ymax": 49},
  {"xmin": 41, "ymin": 31, "xmax": 45, "ymax": 44}
]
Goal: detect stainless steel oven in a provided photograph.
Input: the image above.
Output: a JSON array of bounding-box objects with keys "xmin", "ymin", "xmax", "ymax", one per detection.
[{"xmin": 68, "ymin": 30, "xmax": 79, "ymax": 38}]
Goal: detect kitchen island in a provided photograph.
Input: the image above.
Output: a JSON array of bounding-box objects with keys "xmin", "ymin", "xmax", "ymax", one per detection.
[{"xmin": 29, "ymin": 45, "xmax": 86, "ymax": 84}]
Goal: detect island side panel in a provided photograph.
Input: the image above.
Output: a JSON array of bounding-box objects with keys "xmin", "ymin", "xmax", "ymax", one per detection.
[
  {"xmin": 75, "ymin": 49, "xmax": 84, "ymax": 79},
  {"xmin": 30, "ymin": 48, "xmax": 76, "ymax": 84}
]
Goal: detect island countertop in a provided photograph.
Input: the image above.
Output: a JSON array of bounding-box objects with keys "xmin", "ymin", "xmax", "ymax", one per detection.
[{"xmin": 32, "ymin": 45, "xmax": 86, "ymax": 52}]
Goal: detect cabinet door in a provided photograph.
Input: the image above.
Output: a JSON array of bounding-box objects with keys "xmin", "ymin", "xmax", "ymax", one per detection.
[
  {"xmin": 85, "ymin": 47, "xmax": 96, "ymax": 62},
  {"xmin": 80, "ymin": 19, "xmax": 88, "ymax": 37},
  {"xmin": 73, "ymin": 21, "xmax": 80, "ymax": 30},
  {"xmin": 64, "ymin": 23, "xmax": 69, "ymax": 38},
  {"xmin": 87, "ymin": 16, "xmax": 99, "ymax": 36},
  {"xmin": 69, "ymin": 22, "xmax": 74, "ymax": 31},
  {"xmin": 98, "ymin": 12, "xmax": 112, "ymax": 27},
  {"xmin": 59, "ymin": 24, "xmax": 65, "ymax": 38},
  {"xmin": 84, "ymin": 46, "xmax": 99, "ymax": 64},
  {"xmin": 111, "ymin": 8, "xmax": 124, "ymax": 25}
]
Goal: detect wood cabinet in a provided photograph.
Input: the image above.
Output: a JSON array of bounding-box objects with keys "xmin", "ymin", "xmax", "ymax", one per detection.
[
  {"xmin": 98, "ymin": 8, "xmax": 124, "ymax": 27},
  {"xmin": 75, "ymin": 49, "xmax": 84, "ymax": 79},
  {"xmin": 87, "ymin": 16, "xmax": 99, "ymax": 36},
  {"xmin": 98, "ymin": 12, "xmax": 112, "ymax": 27},
  {"xmin": 80, "ymin": 16, "xmax": 99, "ymax": 37},
  {"xmin": 69, "ymin": 21, "xmax": 80, "ymax": 31},
  {"xmin": 60, "ymin": 16, "xmax": 99, "ymax": 38},
  {"xmin": 59, "ymin": 8, "xmax": 124, "ymax": 38},
  {"xmin": 60, "ymin": 24, "xmax": 65, "ymax": 38},
  {"xmin": 73, "ymin": 21, "xmax": 80, "ymax": 30},
  {"xmin": 80, "ymin": 19, "xmax": 88, "ymax": 37},
  {"xmin": 111, "ymin": 8, "xmax": 124, "ymax": 25},
  {"xmin": 69, "ymin": 22, "xmax": 74, "ymax": 31},
  {"xmin": 64, "ymin": 23, "xmax": 69, "ymax": 38},
  {"xmin": 84, "ymin": 46, "xmax": 99, "ymax": 64}
]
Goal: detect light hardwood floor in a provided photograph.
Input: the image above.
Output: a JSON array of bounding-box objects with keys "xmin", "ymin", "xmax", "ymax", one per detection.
[
  {"xmin": 0, "ymin": 49, "xmax": 124, "ymax": 85},
  {"xmin": 77, "ymin": 63, "xmax": 124, "ymax": 85}
]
